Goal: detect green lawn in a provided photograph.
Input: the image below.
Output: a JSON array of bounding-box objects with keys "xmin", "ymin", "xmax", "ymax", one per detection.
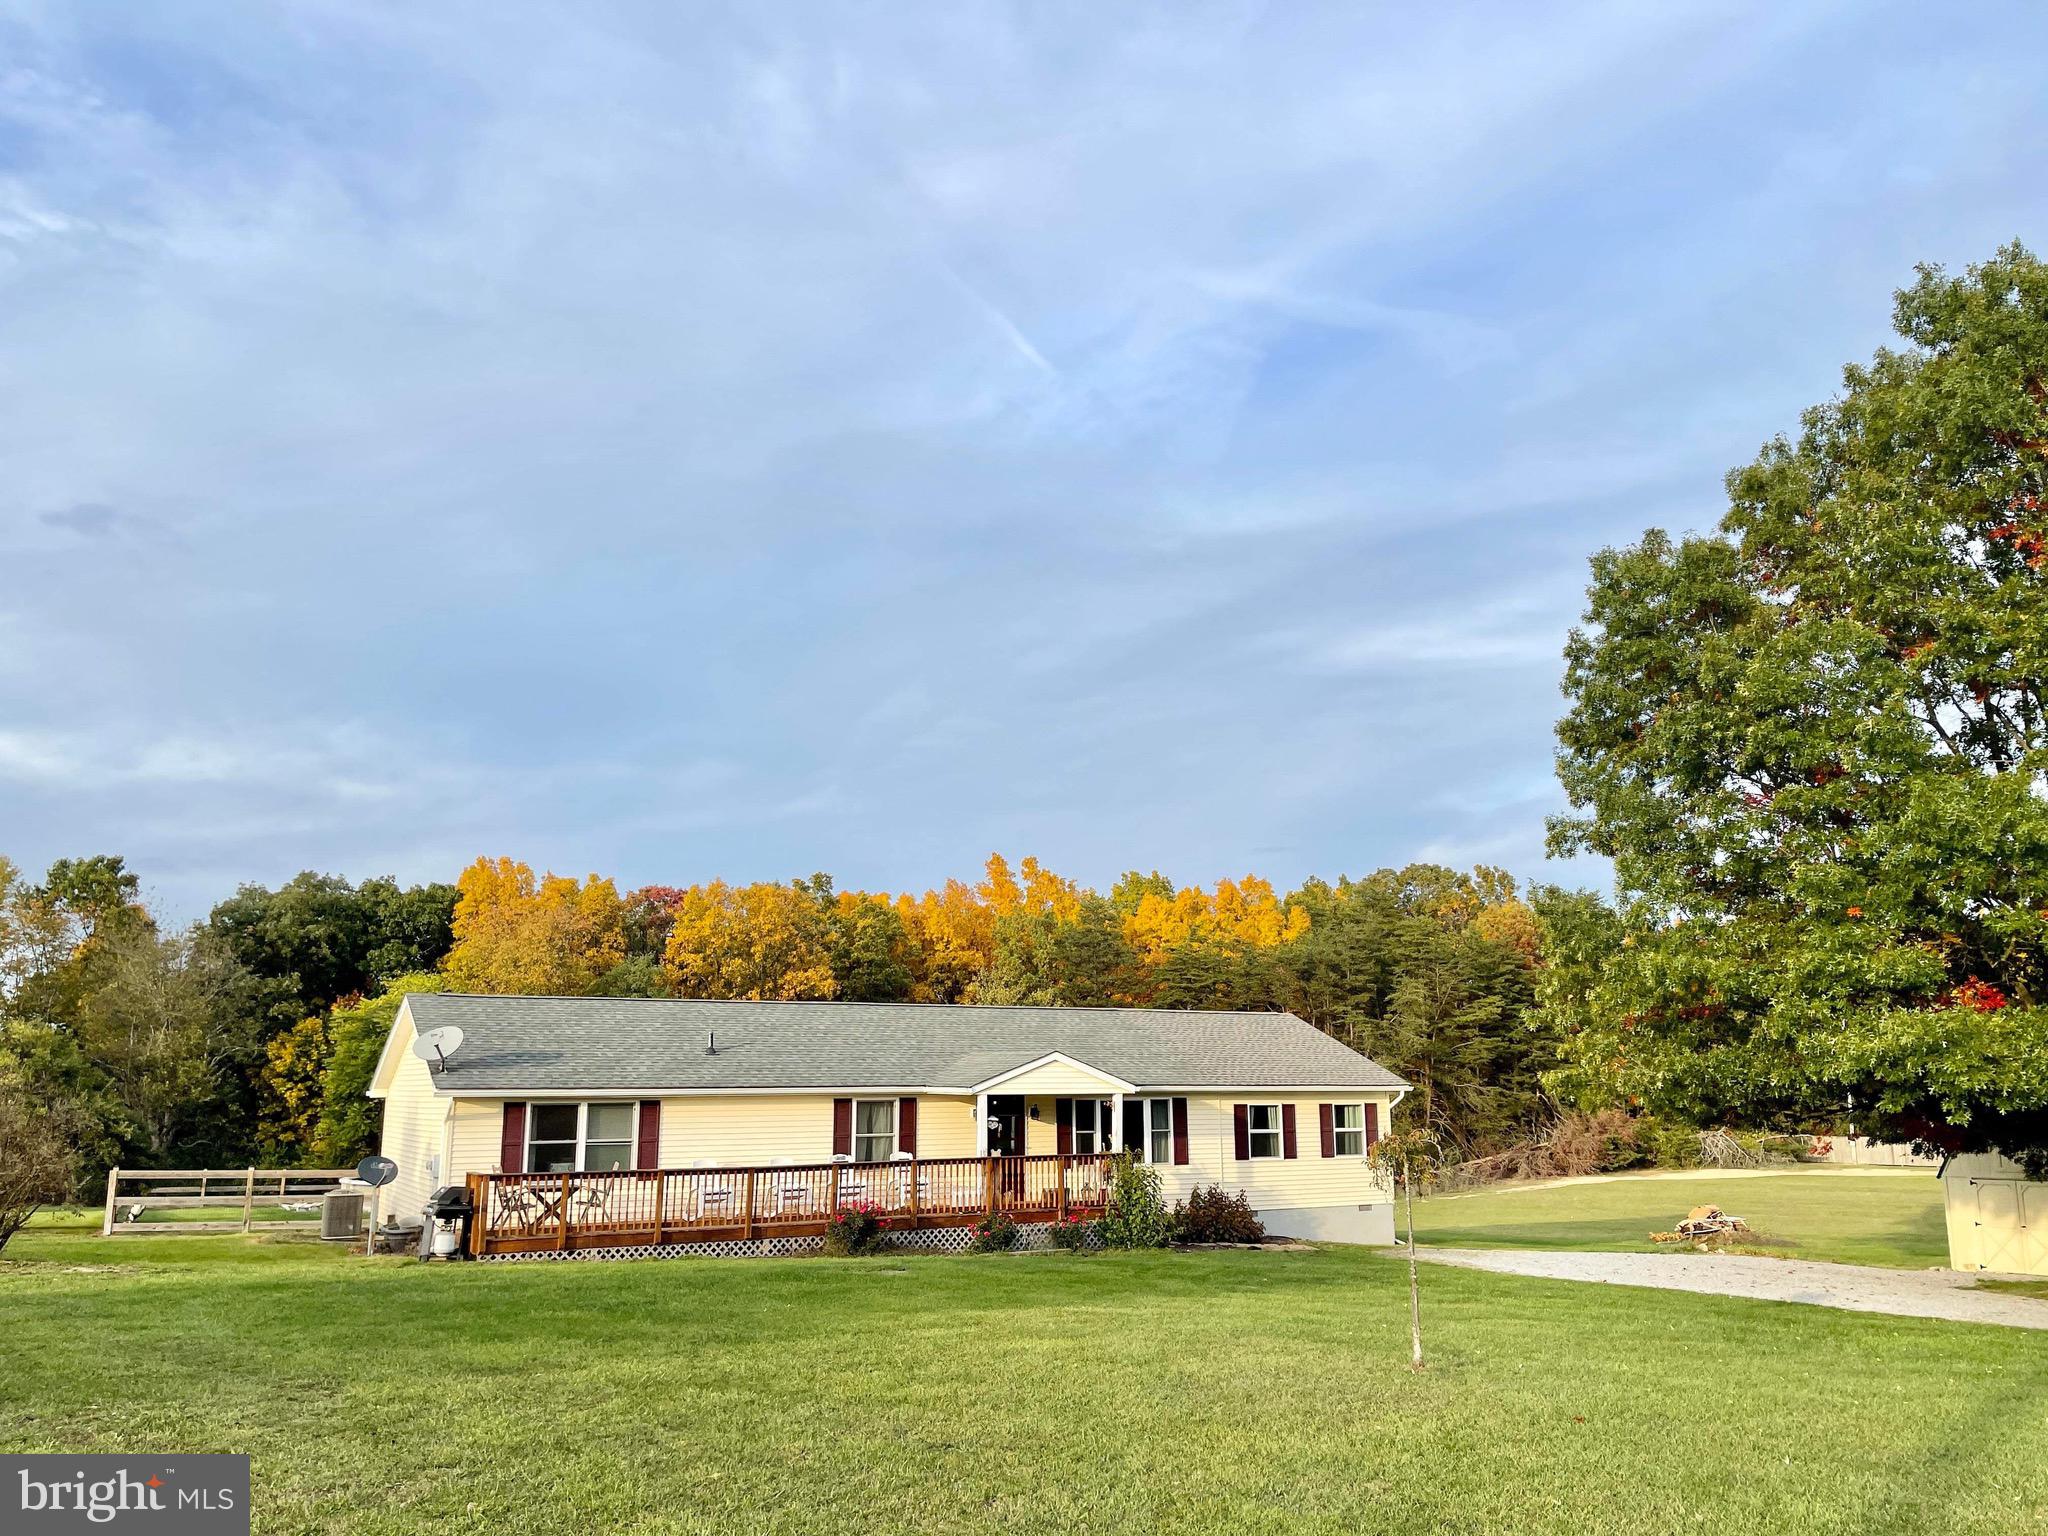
[
  {"xmin": 4, "ymin": 1210, "xmax": 2045, "ymax": 1535},
  {"xmin": 1409, "ymin": 1169, "xmax": 1949, "ymax": 1269}
]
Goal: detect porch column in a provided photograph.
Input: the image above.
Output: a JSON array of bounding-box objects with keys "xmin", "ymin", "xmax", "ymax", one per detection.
[
  {"xmin": 976, "ymin": 1091, "xmax": 989, "ymax": 1156},
  {"xmin": 1110, "ymin": 1093, "xmax": 1123, "ymax": 1154}
]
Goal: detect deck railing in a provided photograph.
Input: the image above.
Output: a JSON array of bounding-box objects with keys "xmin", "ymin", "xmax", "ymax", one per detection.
[{"xmin": 466, "ymin": 1152, "xmax": 1117, "ymax": 1255}]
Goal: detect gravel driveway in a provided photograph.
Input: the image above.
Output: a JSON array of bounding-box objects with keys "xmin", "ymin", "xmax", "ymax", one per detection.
[{"xmin": 1411, "ymin": 1248, "xmax": 2048, "ymax": 1330}]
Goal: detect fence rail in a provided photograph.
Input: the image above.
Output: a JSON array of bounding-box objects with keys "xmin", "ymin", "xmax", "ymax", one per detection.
[
  {"xmin": 468, "ymin": 1153, "xmax": 1118, "ymax": 1255},
  {"xmin": 102, "ymin": 1167, "xmax": 357, "ymax": 1236}
]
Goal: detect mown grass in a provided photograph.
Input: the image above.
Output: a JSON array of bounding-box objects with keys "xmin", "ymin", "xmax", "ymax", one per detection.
[
  {"xmin": 1408, "ymin": 1169, "xmax": 1949, "ymax": 1269},
  {"xmin": 1981, "ymin": 1278, "xmax": 2048, "ymax": 1302},
  {"xmin": 3, "ymin": 1209, "xmax": 2045, "ymax": 1535}
]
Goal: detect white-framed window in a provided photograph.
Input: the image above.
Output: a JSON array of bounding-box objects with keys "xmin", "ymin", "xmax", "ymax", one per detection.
[
  {"xmin": 1134, "ymin": 1098, "xmax": 1174, "ymax": 1164},
  {"xmin": 527, "ymin": 1101, "xmax": 636, "ymax": 1173},
  {"xmin": 1068, "ymin": 1098, "xmax": 1116, "ymax": 1154},
  {"xmin": 1246, "ymin": 1102, "xmax": 1283, "ymax": 1160},
  {"xmin": 1332, "ymin": 1102, "xmax": 1366, "ymax": 1158},
  {"xmin": 852, "ymin": 1099, "xmax": 898, "ymax": 1163}
]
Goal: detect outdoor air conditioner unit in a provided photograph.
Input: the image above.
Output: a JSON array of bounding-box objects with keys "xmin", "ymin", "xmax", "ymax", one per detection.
[{"xmin": 320, "ymin": 1189, "xmax": 367, "ymax": 1241}]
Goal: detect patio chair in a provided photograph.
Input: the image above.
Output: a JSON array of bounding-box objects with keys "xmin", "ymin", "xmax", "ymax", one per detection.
[{"xmin": 497, "ymin": 1183, "xmax": 541, "ymax": 1229}]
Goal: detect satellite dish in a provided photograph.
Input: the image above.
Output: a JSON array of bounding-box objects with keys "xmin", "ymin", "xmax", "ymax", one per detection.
[
  {"xmin": 357, "ymin": 1155, "xmax": 398, "ymax": 1188},
  {"xmin": 411, "ymin": 1025, "xmax": 464, "ymax": 1075}
]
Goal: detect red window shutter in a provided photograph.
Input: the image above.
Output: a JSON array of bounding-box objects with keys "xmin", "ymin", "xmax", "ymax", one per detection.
[
  {"xmin": 499, "ymin": 1102, "xmax": 526, "ymax": 1173},
  {"xmin": 898, "ymin": 1096, "xmax": 918, "ymax": 1155},
  {"xmin": 1319, "ymin": 1103, "xmax": 1335, "ymax": 1158},
  {"xmin": 1282, "ymin": 1103, "xmax": 1299, "ymax": 1160},
  {"xmin": 636, "ymin": 1100, "xmax": 660, "ymax": 1169},
  {"xmin": 1232, "ymin": 1103, "xmax": 1249, "ymax": 1161},
  {"xmin": 1172, "ymin": 1098, "xmax": 1190, "ymax": 1165},
  {"xmin": 832, "ymin": 1097, "xmax": 853, "ymax": 1157},
  {"xmin": 1055, "ymin": 1097, "xmax": 1073, "ymax": 1155},
  {"xmin": 1365, "ymin": 1102, "xmax": 1380, "ymax": 1150}
]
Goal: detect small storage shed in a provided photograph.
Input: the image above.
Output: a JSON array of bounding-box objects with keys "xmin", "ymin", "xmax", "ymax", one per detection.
[{"xmin": 1941, "ymin": 1153, "xmax": 2046, "ymax": 1276}]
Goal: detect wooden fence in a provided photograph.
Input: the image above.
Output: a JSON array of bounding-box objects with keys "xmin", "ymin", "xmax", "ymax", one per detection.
[{"xmin": 101, "ymin": 1168, "xmax": 358, "ymax": 1236}]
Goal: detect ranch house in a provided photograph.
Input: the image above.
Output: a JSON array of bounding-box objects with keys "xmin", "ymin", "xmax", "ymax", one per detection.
[{"xmin": 367, "ymin": 993, "xmax": 1408, "ymax": 1257}]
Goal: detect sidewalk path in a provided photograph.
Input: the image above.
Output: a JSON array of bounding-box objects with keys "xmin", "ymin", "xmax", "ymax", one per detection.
[{"xmin": 1410, "ymin": 1247, "xmax": 2048, "ymax": 1331}]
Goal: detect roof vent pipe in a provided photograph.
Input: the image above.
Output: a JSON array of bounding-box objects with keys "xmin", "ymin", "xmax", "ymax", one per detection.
[{"xmin": 706, "ymin": 1030, "xmax": 717, "ymax": 1056}]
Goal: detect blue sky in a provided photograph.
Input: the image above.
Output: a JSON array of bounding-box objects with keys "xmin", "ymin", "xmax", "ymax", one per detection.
[{"xmin": 4, "ymin": 2, "xmax": 2046, "ymax": 920}]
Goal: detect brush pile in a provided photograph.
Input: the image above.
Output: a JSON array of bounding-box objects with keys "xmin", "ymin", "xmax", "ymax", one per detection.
[{"xmin": 1650, "ymin": 1205, "xmax": 1751, "ymax": 1244}]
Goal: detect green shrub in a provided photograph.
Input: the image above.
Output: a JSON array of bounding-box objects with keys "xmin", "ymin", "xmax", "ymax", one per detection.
[
  {"xmin": 1097, "ymin": 1152, "xmax": 1172, "ymax": 1249},
  {"xmin": 1171, "ymin": 1185, "xmax": 1265, "ymax": 1244},
  {"xmin": 968, "ymin": 1211, "xmax": 1017, "ymax": 1253},
  {"xmin": 1047, "ymin": 1214, "xmax": 1092, "ymax": 1250},
  {"xmin": 1643, "ymin": 1118, "xmax": 1704, "ymax": 1169},
  {"xmin": 823, "ymin": 1202, "xmax": 886, "ymax": 1256}
]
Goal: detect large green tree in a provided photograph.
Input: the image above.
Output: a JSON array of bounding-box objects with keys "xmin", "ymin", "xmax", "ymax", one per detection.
[
  {"xmin": 1552, "ymin": 243, "xmax": 2048, "ymax": 1160},
  {"xmin": 206, "ymin": 871, "xmax": 457, "ymax": 1030}
]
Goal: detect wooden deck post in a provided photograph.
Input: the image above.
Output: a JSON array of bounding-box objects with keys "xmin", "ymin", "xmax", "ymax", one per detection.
[
  {"xmin": 241, "ymin": 1167, "xmax": 255, "ymax": 1233},
  {"xmin": 983, "ymin": 1155, "xmax": 996, "ymax": 1214},
  {"xmin": 829, "ymin": 1161, "xmax": 842, "ymax": 1214},
  {"xmin": 652, "ymin": 1171, "xmax": 666, "ymax": 1244},
  {"xmin": 908, "ymin": 1157, "xmax": 919, "ymax": 1228},
  {"xmin": 101, "ymin": 1167, "xmax": 119, "ymax": 1237},
  {"xmin": 1056, "ymin": 1154, "xmax": 1068, "ymax": 1221},
  {"xmin": 558, "ymin": 1171, "xmax": 572, "ymax": 1251},
  {"xmin": 466, "ymin": 1173, "xmax": 486, "ymax": 1256},
  {"xmin": 743, "ymin": 1169, "xmax": 756, "ymax": 1240}
]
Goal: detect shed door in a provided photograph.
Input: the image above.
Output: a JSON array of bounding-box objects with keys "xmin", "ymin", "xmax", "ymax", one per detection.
[
  {"xmin": 1974, "ymin": 1182, "xmax": 2022, "ymax": 1272},
  {"xmin": 2020, "ymin": 1183, "xmax": 2048, "ymax": 1276}
]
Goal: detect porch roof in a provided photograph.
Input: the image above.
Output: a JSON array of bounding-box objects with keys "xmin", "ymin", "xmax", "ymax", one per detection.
[{"xmin": 397, "ymin": 994, "xmax": 1408, "ymax": 1095}]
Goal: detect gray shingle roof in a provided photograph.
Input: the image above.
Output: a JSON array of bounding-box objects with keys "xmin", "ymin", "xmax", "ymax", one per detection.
[{"xmin": 402, "ymin": 994, "xmax": 1408, "ymax": 1094}]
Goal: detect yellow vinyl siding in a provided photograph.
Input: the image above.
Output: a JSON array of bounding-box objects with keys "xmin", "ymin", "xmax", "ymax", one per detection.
[
  {"xmin": 983, "ymin": 1060, "xmax": 1128, "ymax": 1097},
  {"xmin": 1156, "ymin": 1094, "xmax": 1397, "ymax": 1208},
  {"xmin": 915, "ymin": 1097, "xmax": 978, "ymax": 1158},
  {"xmin": 659, "ymin": 1095, "xmax": 837, "ymax": 1166},
  {"xmin": 374, "ymin": 1006, "xmax": 451, "ymax": 1219},
  {"xmin": 1024, "ymin": 1099, "xmax": 1058, "ymax": 1155},
  {"xmin": 448, "ymin": 1098, "xmax": 508, "ymax": 1177}
]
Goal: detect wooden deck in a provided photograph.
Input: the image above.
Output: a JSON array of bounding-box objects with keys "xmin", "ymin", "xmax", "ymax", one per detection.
[{"xmin": 466, "ymin": 1153, "xmax": 1115, "ymax": 1254}]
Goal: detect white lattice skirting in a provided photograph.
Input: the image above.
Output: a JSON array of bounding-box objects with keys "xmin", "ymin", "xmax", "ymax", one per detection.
[{"xmin": 475, "ymin": 1221, "xmax": 1097, "ymax": 1263}]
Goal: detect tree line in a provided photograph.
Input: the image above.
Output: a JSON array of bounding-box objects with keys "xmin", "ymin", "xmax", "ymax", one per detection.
[{"xmin": 0, "ymin": 851, "xmax": 1590, "ymax": 1190}]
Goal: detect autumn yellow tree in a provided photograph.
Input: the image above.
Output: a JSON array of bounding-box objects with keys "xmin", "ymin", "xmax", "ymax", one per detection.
[
  {"xmin": 443, "ymin": 857, "xmax": 628, "ymax": 995},
  {"xmin": 976, "ymin": 853, "xmax": 1081, "ymax": 921},
  {"xmin": 1123, "ymin": 874, "xmax": 1309, "ymax": 965},
  {"xmin": 663, "ymin": 880, "xmax": 837, "ymax": 1000},
  {"xmin": 894, "ymin": 880, "xmax": 995, "ymax": 1002},
  {"xmin": 256, "ymin": 1013, "xmax": 331, "ymax": 1158}
]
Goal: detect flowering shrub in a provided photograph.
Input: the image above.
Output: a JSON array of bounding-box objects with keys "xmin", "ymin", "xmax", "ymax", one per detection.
[
  {"xmin": 1048, "ymin": 1213, "xmax": 1092, "ymax": 1251},
  {"xmin": 823, "ymin": 1200, "xmax": 887, "ymax": 1257},
  {"xmin": 1096, "ymin": 1151, "xmax": 1171, "ymax": 1249},
  {"xmin": 968, "ymin": 1211, "xmax": 1017, "ymax": 1253}
]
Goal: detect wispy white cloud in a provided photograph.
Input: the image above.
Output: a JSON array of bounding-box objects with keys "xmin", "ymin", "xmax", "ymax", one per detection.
[{"xmin": 0, "ymin": 0, "xmax": 2041, "ymax": 916}]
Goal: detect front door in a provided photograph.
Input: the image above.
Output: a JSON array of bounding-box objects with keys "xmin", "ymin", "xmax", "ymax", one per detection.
[
  {"xmin": 987, "ymin": 1095, "xmax": 1026, "ymax": 1157},
  {"xmin": 988, "ymin": 1095, "xmax": 1026, "ymax": 1205}
]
